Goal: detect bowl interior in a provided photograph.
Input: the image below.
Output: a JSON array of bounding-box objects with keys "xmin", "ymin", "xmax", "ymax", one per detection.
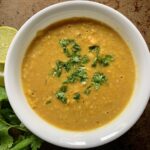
[{"xmin": 5, "ymin": 1, "xmax": 150, "ymax": 149}]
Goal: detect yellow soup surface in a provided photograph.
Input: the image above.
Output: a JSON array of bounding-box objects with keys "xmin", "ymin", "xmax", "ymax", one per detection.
[{"xmin": 22, "ymin": 18, "xmax": 135, "ymax": 131}]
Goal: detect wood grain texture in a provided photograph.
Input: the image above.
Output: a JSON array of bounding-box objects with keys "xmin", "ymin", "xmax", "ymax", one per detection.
[{"xmin": 0, "ymin": 0, "xmax": 150, "ymax": 149}]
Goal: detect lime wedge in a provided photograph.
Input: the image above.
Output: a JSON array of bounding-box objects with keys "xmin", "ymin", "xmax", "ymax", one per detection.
[
  {"xmin": 0, "ymin": 64, "xmax": 4, "ymax": 86},
  {"xmin": 0, "ymin": 26, "xmax": 17, "ymax": 64},
  {"xmin": 0, "ymin": 26, "xmax": 17, "ymax": 86}
]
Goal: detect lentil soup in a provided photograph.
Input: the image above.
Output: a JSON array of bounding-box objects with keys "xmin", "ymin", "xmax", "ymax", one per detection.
[{"xmin": 22, "ymin": 18, "xmax": 135, "ymax": 131}]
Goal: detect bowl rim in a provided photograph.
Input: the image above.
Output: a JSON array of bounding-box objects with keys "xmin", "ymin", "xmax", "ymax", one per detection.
[{"xmin": 4, "ymin": 0, "xmax": 150, "ymax": 149}]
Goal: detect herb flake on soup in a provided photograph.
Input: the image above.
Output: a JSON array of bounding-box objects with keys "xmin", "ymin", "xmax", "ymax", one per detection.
[{"xmin": 22, "ymin": 18, "xmax": 135, "ymax": 131}]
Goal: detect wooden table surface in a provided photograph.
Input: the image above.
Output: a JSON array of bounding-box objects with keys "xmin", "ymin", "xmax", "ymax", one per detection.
[{"xmin": 0, "ymin": 0, "xmax": 150, "ymax": 149}]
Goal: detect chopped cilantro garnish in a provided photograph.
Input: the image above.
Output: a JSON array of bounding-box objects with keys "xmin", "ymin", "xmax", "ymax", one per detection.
[
  {"xmin": 53, "ymin": 60, "xmax": 64, "ymax": 77},
  {"xmin": 91, "ymin": 56, "xmax": 100, "ymax": 67},
  {"xmin": 56, "ymin": 91, "xmax": 67, "ymax": 104},
  {"xmin": 63, "ymin": 61, "xmax": 72, "ymax": 72},
  {"xmin": 81, "ymin": 55, "xmax": 89, "ymax": 64},
  {"xmin": 64, "ymin": 67, "xmax": 88, "ymax": 84},
  {"xmin": 84, "ymin": 72, "xmax": 107, "ymax": 95},
  {"xmin": 73, "ymin": 92, "xmax": 80, "ymax": 100},
  {"xmin": 89, "ymin": 45, "xmax": 100, "ymax": 55},
  {"xmin": 77, "ymin": 67, "xmax": 88, "ymax": 83},
  {"xmin": 59, "ymin": 39, "xmax": 81, "ymax": 57},
  {"xmin": 63, "ymin": 47, "xmax": 71, "ymax": 57},
  {"xmin": 89, "ymin": 43, "xmax": 113, "ymax": 67},
  {"xmin": 53, "ymin": 40, "xmax": 114, "ymax": 103},
  {"xmin": 89, "ymin": 45, "xmax": 101, "ymax": 67},
  {"xmin": 56, "ymin": 85, "xmax": 68, "ymax": 104},
  {"xmin": 59, "ymin": 85, "xmax": 68, "ymax": 92},
  {"xmin": 92, "ymin": 72, "xmax": 107, "ymax": 89},
  {"xmin": 100, "ymin": 55, "xmax": 113, "ymax": 66},
  {"xmin": 70, "ymin": 55, "xmax": 81, "ymax": 64},
  {"xmin": 72, "ymin": 43, "xmax": 81, "ymax": 52},
  {"xmin": 59, "ymin": 39, "xmax": 71, "ymax": 47},
  {"xmin": 68, "ymin": 54, "xmax": 89, "ymax": 67}
]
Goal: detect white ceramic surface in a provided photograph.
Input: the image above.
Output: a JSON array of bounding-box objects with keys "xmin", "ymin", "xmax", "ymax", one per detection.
[{"xmin": 5, "ymin": 1, "xmax": 150, "ymax": 149}]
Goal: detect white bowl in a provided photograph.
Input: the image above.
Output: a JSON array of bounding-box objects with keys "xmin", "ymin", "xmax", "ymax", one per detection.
[{"xmin": 5, "ymin": 1, "xmax": 150, "ymax": 149}]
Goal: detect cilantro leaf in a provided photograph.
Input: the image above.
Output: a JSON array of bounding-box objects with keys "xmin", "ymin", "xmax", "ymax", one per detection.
[
  {"xmin": 1, "ymin": 108, "xmax": 20, "ymax": 125},
  {"xmin": 0, "ymin": 119, "xmax": 15, "ymax": 150},
  {"xmin": 89, "ymin": 45, "xmax": 100, "ymax": 55},
  {"xmin": 91, "ymin": 56, "xmax": 100, "ymax": 67},
  {"xmin": 56, "ymin": 85, "xmax": 68, "ymax": 104},
  {"xmin": 70, "ymin": 55, "xmax": 81, "ymax": 64},
  {"xmin": 10, "ymin": 135, "xmax": 42, "ymax": 150},
  {"xmin": 92, "ymin": 72, "xmax": 107, "ymax": 89},
  {"xmin": 59, "ymin": 39, "xmax": 81, "ymax": 57},
  {"xmin": 0, "ymin": 87, "xmax": 43, "ymax": 150},
  {"xmin": 53, "ymin": 60, "xmax": 64, "ymax": 77},
  {"xmin": 59, "ymin": 85, "xmax": 68, "ymax": 93},
  {"xmin": 73, "ymin": 93, "xmax": 80, "ymax": 100},
  {"xmin": 59, "ymin": 39, "xmax": 71, "ymax": 47},
  {"xmin": 64, "ymin": 67, "xmax": 88, "ymax": 84},
  {"xmin": 100, "ymin": 55, "xmax": 113, "ymax": 66},
  {"xmin": 72, "ymin": 43, "xmax": 81, "ymax": 52},
  {"xmin": 0, "ymin": 125, "xmax": 13, "ymax": 150},
  {"xmin": 56, "ymin": 91, "xmax": 67, "ymax": 104},
  {"xmin": 76, "ymin": 67, "xmax": 88, "ymax": 83},
  {"xmin": 81, "ymin": 55, "xmax": 89, "ymax": 64},
  {"xmin": 31, "ymin": 135, "xmax": 42, "ymax": 150},
  {"xmin": 63, "ymin": 61, "xmax": 72, "ymax": 72}
]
